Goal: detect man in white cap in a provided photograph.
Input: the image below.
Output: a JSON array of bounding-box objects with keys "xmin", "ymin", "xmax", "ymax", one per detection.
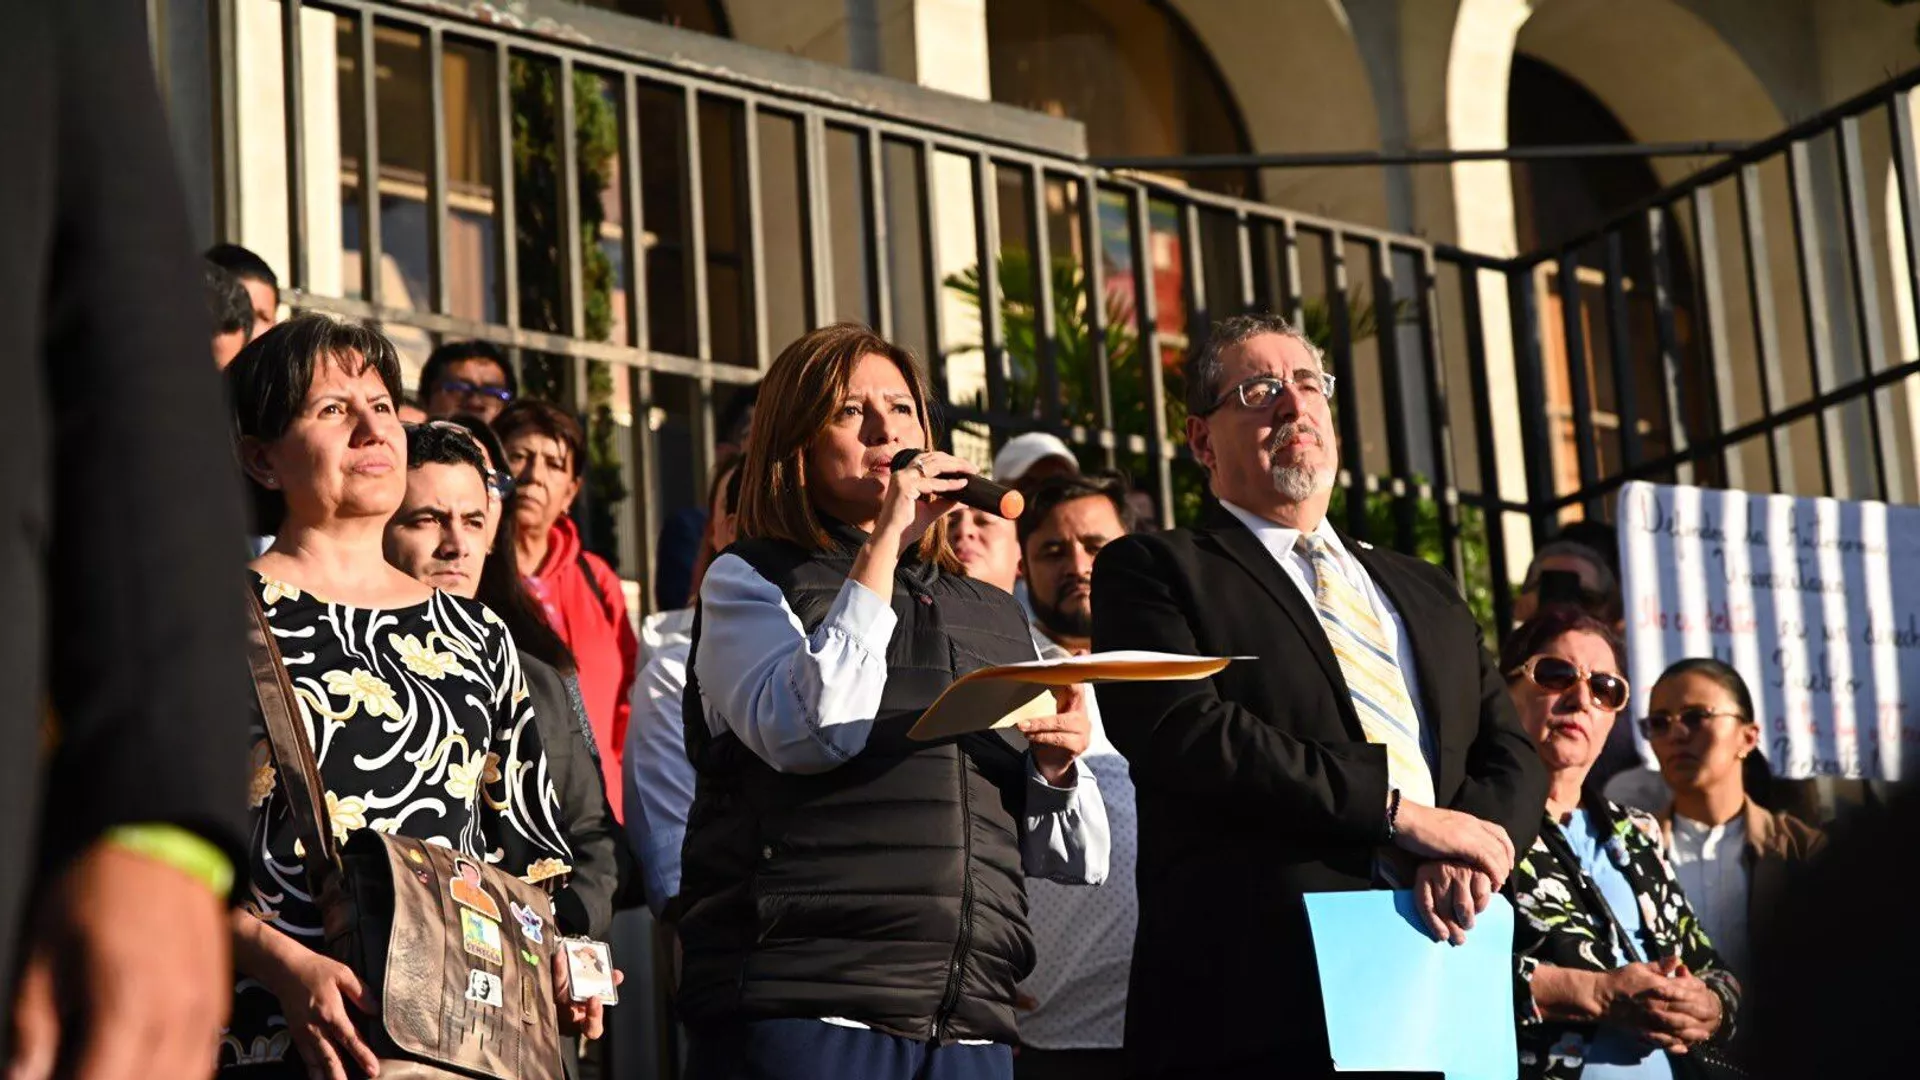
[{"xmin": 993, "ymin": 431, "xmax": 1079, "ymax": 488}]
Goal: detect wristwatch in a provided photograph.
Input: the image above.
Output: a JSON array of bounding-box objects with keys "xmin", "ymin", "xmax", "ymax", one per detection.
[{"xmin": 1383, "ymin": 787, "xmax": 1403, "ymax": 843}]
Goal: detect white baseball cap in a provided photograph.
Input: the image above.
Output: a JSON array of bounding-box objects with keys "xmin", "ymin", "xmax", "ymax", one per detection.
[{"xmin": 992, "ymin": 432, "xmax": 1078, "ymax": 484}]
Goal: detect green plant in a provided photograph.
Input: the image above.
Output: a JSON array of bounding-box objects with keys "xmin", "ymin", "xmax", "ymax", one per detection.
[
  {"xmin": 942, "ymin": 246, "xmax": 1496, "ymax": 627},
  {"xmin": 511, "ymin": 61, "xmax": 628, "ymax": 562}
]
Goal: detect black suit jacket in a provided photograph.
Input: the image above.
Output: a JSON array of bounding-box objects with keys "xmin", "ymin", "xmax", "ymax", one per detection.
[
  {"xmin": 520, "ymin": 653, "xmax": 623, "ymax": 938},
  {"xmin": 1091, "ymin": 503, "xmax": 1546, "ymax": 1078},
  {"xmin": 0, "ymin": 0, "xmax": 250, "ymax": 1037}
]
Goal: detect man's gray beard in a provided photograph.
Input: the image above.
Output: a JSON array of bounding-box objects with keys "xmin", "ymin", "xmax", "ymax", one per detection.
[{"xmin": 1271, "ymin": 461, "xmax": 1334, "ymax": 502}]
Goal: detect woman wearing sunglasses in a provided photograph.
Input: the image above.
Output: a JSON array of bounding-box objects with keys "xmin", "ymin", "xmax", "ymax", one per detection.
[
  {"xmin": 1500, "ymin": 609, "xmax": 1739, "ymax": 1080},
  {"xmin": 1644, "ymin": 659, "xmax": 1824, "ymax": 985}
]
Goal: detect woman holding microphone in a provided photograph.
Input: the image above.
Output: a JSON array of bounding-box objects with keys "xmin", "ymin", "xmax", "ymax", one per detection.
[{"xmin": 674, "ymin": 323, "xmax": 1108, "ymax": 1080}]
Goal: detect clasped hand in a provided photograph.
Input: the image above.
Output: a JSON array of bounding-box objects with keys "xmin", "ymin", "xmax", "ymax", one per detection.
[
  {"xmin": 1604, "ymin": 957, "xmax": 1723, "ymax": 1053},
  {"xmin": 1392, "ymin": 801, "xmax": 1517, "ymax": 945}
]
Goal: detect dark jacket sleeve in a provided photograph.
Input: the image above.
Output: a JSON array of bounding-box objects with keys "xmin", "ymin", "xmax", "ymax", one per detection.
[
  {"xmin": 1430, "ymin": 565, "xmax": 1548, "ymax": 856},
  {"xmin": 522, "ymin": 655, "xmax": 621, "ymax": 938},
  {"xmin": 38, "ymin": 0, "xmax": 250, "ymax": 871},
  {"xmin": 1091, "ymin": 533, "xmax": 1390, "ymax": 844}
]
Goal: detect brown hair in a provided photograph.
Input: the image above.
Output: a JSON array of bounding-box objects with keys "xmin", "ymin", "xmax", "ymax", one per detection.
[
  {"xmin": 735, "ymin": 323, "xmax": 958, "ymax": 572},
  {"xmin": 492, "ymin": 399, "xmax": 587, "ymax": 477},
  {"xmin": 1499, "ymin": 606, "xmax": 1627, "ymax": 678}
]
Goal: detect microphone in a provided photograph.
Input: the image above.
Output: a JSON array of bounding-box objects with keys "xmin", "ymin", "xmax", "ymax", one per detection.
[{"xmin": 890, "ymin": 448, "xmax": 1026, "ymax": 520}]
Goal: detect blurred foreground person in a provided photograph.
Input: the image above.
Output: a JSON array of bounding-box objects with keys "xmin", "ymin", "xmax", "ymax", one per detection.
[{"xmin": 1, "ymin": 1, "xmax": 249, "ymax": 1075}]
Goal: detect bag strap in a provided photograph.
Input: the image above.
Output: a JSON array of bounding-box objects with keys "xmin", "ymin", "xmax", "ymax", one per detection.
[
  {"xmin": 1539, "ymin": 810, "xmax": 1653, "ymax": 965},
  {"xmin": 575, "ymin": 550, "xmax": 610, "ymax": 614},
  {"xmin": 244, "ymin": 590, "xmax": 341, "ymax": 884}
]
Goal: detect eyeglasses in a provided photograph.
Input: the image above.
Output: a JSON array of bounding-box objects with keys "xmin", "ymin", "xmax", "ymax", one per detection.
[
  {"xmin": 1507, "ymin": 655, "xmax": 1630, "ymax": 712},
  {"xmin": 1639, "ymin": 707, "xmax": 1747, "ymax": 740},
  {"xmin": 1195, "ymin": 369, "xmax": 1338, "ymax": 416},
  {"xmin": 436, "ymin": 378, "xmax": 514, "ymax": 404}
]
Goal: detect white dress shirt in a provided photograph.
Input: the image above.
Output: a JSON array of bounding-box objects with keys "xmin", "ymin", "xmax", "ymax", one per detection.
[
  {"xmin": 622, "ymin": 607, "xmax": 697, "ymax": 916},
  {"xmin": 1017, "ymin": 627, "xmax": 1138, "ymax": 1051},
  {"xmin": 1217, "ymin": 501, "xmax": 1438, "ymax": 777},
  {"xmin": 1667, "ymin": 813, "xmax": 1751, "ymax": 977}
]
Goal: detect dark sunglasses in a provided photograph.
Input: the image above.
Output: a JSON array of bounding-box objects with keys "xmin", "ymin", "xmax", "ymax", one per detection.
[
  {"xmin": 1508, "ymin": 655, "xmax": 1630, "ymax": 712},
  {"xmin": 437, "ymin": 378, "xmax": 514, "ymax": 404},
  {"xmin": 1639, "ymin": 707, "xmax": 1747, "ymax": 740}
]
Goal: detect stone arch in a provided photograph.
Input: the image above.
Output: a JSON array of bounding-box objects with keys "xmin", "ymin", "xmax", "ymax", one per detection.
[{"xmin": 1167, "ymin": 0, "xmax": 1387, "ymax": 226}]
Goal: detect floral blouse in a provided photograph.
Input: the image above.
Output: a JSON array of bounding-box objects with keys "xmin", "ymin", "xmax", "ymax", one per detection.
[
  {"xmin": 1511, "ymin": 798, "xmax": 1741, "ymax": 1080},
  {"xmin": 220, "ymin": 575, "xmax": 574, "ymax": 1071}
]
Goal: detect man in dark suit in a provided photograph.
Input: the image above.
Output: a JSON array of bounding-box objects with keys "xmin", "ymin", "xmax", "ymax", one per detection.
[
  {"xmin": 1091, "ymin": 313, "xmax": 1547, "ymax": 1080},
  {"xmin": 0, "ymin": 2, "xmax": 249, "ymax": 1075}
]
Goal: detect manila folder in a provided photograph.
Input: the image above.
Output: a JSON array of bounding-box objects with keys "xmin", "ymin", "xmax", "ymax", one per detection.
[{"xmin": 906, "ymin": 650, "xmax": 1240, "ymax": 741}]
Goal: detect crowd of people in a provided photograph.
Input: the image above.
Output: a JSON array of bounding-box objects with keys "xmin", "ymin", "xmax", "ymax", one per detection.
[
  {"xmin": 4, "ymin": 23, "xmax": 1896, "ymax": 1077},
  {"xmin": 182, "ymin": 262, "xmax": 1859, "ymax": 1080}
]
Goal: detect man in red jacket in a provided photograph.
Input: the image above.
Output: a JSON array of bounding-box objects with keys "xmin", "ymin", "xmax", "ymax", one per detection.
[{"xmin": 497, "ymin": 400, "xmax": 638, "ymax": 820}]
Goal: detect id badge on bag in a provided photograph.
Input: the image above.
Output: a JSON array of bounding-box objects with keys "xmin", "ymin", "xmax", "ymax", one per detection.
[{"xmin": 560, "ymin": 937, "xmax": 618, "ymax": 1004}]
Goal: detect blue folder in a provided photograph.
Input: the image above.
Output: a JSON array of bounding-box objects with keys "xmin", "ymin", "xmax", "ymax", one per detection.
[{"xmin": 1302, "ymin": 890, "xmax": 1518, "ymax": 1079}]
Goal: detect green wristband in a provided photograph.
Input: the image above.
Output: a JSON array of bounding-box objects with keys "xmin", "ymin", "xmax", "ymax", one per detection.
[{"xmin": 101, "ymin": 824, "xmax": 236, "ymax": 898}]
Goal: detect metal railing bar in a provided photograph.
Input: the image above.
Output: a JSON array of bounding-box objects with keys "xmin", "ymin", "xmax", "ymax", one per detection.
[
  {"xmin": 974, "ymin": 151, "xmax": 1008, "ymax": 424},
  {"xmin": 742, "ymin": 100, "xmax": 770, "ymax": 368},
  {"xmin": 1737, "ymin": 162, "xmax": 1795, "ymax": 492},
  {"xmin": 496, "ymin": 40, "xmax": 522, "ymax": 344},
  {"xmin": 1507, "ymin": 266, "xmax": 1555, "ymax": 543},
  {"xmin": 1536, "ymin": 353, "xmax": 1920, "ymax": 514},
  {"xmin": 1094, "ymin": 141, "xmax": 1754, "ymax": 171},
  {"xmin": 1323, "ymin": 231, "xmax": 1367, "ymax": 539},
  {"xmin": 865, "ymin": 127, "xmax": 893, "ymax": 339},
  {"xmin": 800, "ymin": 114, "xmax": 833, "ymax": 327},
  {"xmin": 1647, "ymin": 206, "xmax": 1695, "ymax": 487},
  {"xmin": 1788, "ymin": 137, "xmax": 1850, "ymax": 497},
  {"xmin": 621, "ymin": 73, "xmax": 651, "ymax": 352},
  {"xmin": 1837, "ymin": 114, "xmax": 1902, "ymax": 501},
  {"xmin": 1554, "ymin": 252, "xmax": 1605, "ymax": 513},
  {"xmin": 427, "ymin": 27, "xmax": 451, "ymax": 317},
  {"xmin": 281, "ymin": 0, "xmax": 309, "ymax": 291},
  {"xmin": 684, "ymin": 87, "xmax": 717, "ymax": 487},
  {"xmin": 1370, "ymin": 239, "xmax": 1419, "ymax": 553},
  {"xmin": 1691, "ymin": 186, "xmax": 1744, "ymax": 491},
  {"xmin": 1507, "ymin": 64, "xmax": 1920, "ymax": 269},
  {"xmin": 1031, "ymin": 164, "xmax": 1062, "ymax": 428},
  {"xmin": 1079, "ymin": 178, "xmax": 1117, "ymax": 470},
  {"xmin": 1601, "ymin": 233, "xmax": 1641, "ymax": 470},
  {"xmin": 558, "ymin": 56, "xmax": 590, "ymax": 410},
  {"xmin": 1456, "ymin": 265, "xmax": 1514, "ymax": 627},
  {"xmin": 916, "ymin": 138, "xmax": 950, "ymax": 442},
  {"xmin": 1126, "ymin": 185, "xmax": 1175, "ymax": 526},
  {"xmin": 357, "ymin": 10, "xmax": 383, "ymax": 308}
]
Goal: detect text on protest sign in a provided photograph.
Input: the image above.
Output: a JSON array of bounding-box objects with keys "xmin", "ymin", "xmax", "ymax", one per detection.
[{"xmin": 1618, "ymin": 481, "xmax": 1918, "ymax": 781}]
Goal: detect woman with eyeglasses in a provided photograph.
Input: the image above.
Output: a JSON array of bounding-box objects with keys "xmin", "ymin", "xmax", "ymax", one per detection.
[
  {"xmin": 1500, "ymin": 609, "xmax": 1738, "ymax": 1080},
  {"xmin": 1643, "ymin": 659, "xmax": 1824, "ymax": 985}
]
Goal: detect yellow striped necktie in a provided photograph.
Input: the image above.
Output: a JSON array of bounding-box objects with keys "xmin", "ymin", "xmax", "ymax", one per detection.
[{"xmin": 1297, "ymin": 533, "xmax": 1436, "ymax": 808}]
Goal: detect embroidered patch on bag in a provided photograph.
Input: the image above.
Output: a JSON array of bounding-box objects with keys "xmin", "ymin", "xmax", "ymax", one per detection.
[
  {"xmin": 510, "ymin": 900, "xmax": 545, "ymax": 944},
  {"xmin": 460, "ymin": 909, "xmax": 504, "ymax": 966},
  {"xmin": 449, "ymin": 857, "xmax": 502, "ymax": 920},
  {"xmin": 464, "ymin": 968, "xmax": 503, "ymax": 1008}
]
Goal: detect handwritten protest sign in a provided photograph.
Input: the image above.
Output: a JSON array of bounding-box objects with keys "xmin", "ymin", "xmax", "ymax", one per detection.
[{"xmin": 1619, "ymin": 481, "xmax": 1919, "ymax": 781}]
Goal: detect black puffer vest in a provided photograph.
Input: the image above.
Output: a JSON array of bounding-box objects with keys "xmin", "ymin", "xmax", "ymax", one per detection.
[{"xmin": 676, "ymin": 527, "xmax": 1040, "ymax": 1044}]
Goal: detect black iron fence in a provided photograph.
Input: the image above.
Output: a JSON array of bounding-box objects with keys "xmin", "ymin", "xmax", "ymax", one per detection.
[{"xmin": 202, "ymin": 0, "xmax": 1920, "ymax": 639}]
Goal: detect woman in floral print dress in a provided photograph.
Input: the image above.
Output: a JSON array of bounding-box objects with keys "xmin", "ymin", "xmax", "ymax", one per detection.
[
  {"xmin": 220, "ymin": 316, "xmax": 575, "ymax": 1078},
  {"xmin": 1500, "ymin": 609, "xmax": 1739, "ymax": 1080}
]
